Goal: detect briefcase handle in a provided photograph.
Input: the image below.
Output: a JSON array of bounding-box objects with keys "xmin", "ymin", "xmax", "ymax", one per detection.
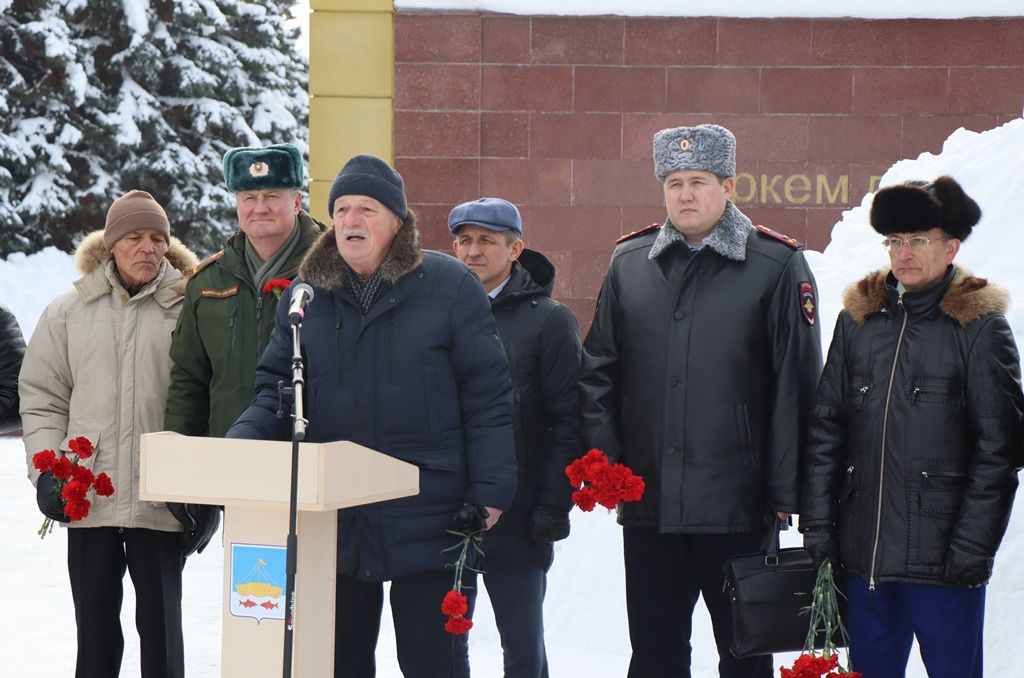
[{"xmin": 762, "ymin": 514, "xmax": 784, "ymax": 567}]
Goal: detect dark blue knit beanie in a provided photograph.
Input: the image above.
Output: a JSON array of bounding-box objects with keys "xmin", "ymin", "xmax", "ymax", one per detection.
[{"xmin": 327, "ymin": 154, "xmax": 408, "ymax": 220}]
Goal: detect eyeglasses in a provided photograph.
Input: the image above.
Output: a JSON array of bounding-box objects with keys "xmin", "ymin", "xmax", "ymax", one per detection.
[{"xmin": 881, "ymin": 236, "xmax": 949, "ymax": 251}]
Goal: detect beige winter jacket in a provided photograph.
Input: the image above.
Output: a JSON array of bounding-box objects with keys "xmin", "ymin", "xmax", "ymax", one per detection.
[{"xmin": 20, "ymin": 231, "xmax": 198, "ymax": 531}]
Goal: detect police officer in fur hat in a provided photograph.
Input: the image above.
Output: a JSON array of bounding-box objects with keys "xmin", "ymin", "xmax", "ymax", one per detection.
[
  {"xmin": 164, "ymin": 144, "xmax": 326, "ymax": 554},
  {"xmin": 579, "ymin": 124, "xmax": 823, "ymax": 677},
  {"xmin": 801, "ymin": 176, "xmax": 1023, "ymax": 678}
]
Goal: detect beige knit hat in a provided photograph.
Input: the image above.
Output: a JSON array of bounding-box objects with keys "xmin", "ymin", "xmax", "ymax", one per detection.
[{"xmin": 103, "ymin": 190, "xmax": 171, "ymax": 250}]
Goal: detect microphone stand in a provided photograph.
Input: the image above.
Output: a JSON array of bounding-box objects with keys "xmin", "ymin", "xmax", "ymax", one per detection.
[{"xmin": 281, "ymin": 318, "xmax": 307, "ymax": 678}]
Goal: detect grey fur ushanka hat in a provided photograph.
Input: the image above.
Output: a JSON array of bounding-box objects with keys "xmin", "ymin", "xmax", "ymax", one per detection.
[{"xmin": 653, "ymin": 124, "xmax": 737, "ymax": 181}]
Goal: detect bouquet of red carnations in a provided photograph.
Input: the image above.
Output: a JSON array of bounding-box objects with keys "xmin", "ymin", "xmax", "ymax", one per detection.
[
  {"xmin": 565, "ymin": 448, "xmax": 645, "ymax": 511},
  {"xmin": 32, "ymin": 436, "xmax": 115, "ymax": 538}
]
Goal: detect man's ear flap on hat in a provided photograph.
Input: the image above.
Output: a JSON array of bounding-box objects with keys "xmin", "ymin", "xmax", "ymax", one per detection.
[
  {"xmin": 931, "ymin": 176, "xmax": 981, "ymax": 241},
  {"xmin": 870, "ymin": 185, "xmax": 941, "ymax": 236}
]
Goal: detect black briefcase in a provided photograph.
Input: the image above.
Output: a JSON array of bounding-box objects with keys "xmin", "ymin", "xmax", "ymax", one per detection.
[{"xmin": 722, "ymin": 517, "xmax": 837, "ymax": 658}]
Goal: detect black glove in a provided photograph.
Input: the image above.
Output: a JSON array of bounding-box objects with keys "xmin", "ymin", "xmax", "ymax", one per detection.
[
  {"xmin": 945, "ymin": 542, "xmax": 993, "ymax": 588},
  {"xmin": 802, "ymin": 528, "xmax": 838, "ymax": 568},
  {"xmin": 169, "ymin": 503, "xmax": 222, "ymax": 557},
  {"xmin": 452, "ymin": 504, "xmax": 489, "ymax": 533},
  {"xmin": 528, "ymin": 505, "xmax": 571, "ymax": 544},
  {"xmin": 36, "ymin": 472, "xmax": 68, "ymax": 522}
]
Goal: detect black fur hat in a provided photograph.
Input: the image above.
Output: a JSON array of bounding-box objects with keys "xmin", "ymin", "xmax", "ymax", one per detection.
[{"xmin": 870, "ymin": 175, "xmax": 981, "ymax": 240}]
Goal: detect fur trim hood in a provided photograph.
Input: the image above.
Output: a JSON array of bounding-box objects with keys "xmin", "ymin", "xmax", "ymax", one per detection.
[
  {"xmin": 843, "ymin": 265, "xmax": 1009, "ymax": 327},
  {"xmin": 73, "ymin": 230, "xmax": 199, "ymax": 299},
  {"xmin": 299, "ymin": 209, "xmax": 423, "ymax": 288}
]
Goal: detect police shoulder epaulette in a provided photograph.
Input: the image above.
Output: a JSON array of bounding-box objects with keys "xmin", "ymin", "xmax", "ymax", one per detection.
[
  {"xmin": 188, "ymin": 250, "xmax": 225, "ymax": 278},
  {"xmin": 616, "ymin": 223, "xmax": 661, "ymax": 244},
  {"xmin": 753, "ymin": 224, "xmax": 803, "ymax": 250}
]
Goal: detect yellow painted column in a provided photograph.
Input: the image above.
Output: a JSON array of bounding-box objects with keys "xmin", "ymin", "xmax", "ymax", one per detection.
[{"xmin": 308, "ymin": 0, "xmax": 395, "ymax": 224}]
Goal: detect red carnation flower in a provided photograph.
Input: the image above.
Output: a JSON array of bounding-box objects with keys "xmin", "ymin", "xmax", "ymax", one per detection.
[
  {"xmin": 71, "ymin": 465, "xmax": 94, "ymax": 486},
  {"xmin": 571, "ymin": 487, "xmax": 598, "ymax": 512},
  {"xmin": 68, "ymin": 436, "xmax": 94, "ymax": 459},
  {"xmin": 51, "ymin": 456, "xmax": 73, "ymax": 481},
  {"xmin": 64, "ymin": 499, "xmax": 91, "ymax": 521},
  {"xmin": 441, "ymin": 590, "xmax": 469, "ymax": 617},
  {"xmin": 62, "ymin": 480, "xmax": 89, "ymax": 503},
  {"xmin": 262, "ymin": 278, "xmax": 292, "ymax": 298},
  {"xmin": 32, "ymin": 449, "xmax": 57, "ymax": 473},
  {"xmin": 443, "ymin": 616, "xmax": 473, "ymax": 635},
  {"xmin": 93, "ymin": 473, "xmax": 115, "ymax": 497}
]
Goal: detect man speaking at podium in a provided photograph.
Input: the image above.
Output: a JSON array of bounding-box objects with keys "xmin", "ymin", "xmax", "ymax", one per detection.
[{"xmin": 228, "ymin": 154, "xmax": 517, "ymax": 678}]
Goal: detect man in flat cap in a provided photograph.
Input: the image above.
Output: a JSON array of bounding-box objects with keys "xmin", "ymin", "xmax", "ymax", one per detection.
[
  {"xmin": 450, "ymin": 197, "xmax": 581, "ymax": 678},
  {"xmin": 801, "ymin": 177, "xmax": 1022, "ymax": 678},
  {"xmin": 579, "ymin": 124, "xmax": 823, "ymax": 677},
  {"xmin": 228, "ymin": 155, "xmax": 517, "ymax": 677},
  {"xmin": 163, "ymin": 143, "xmax": 324, "ymax": 554}
]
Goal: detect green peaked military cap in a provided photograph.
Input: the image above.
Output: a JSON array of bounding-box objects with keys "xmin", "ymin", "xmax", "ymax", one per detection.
[{"xmin": 222, "ymin": 143, "xmax": 304, "ymax": 192}]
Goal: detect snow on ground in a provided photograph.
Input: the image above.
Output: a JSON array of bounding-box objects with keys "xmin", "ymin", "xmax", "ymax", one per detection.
[{"xmin": 3, "ymin": 117, "xmax": 1024, "ymax": 676}]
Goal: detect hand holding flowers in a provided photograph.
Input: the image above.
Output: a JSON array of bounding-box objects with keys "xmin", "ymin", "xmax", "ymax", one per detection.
[{"xmin": 32, "ymin": 436, "xmax": 115, "ymax": 538}]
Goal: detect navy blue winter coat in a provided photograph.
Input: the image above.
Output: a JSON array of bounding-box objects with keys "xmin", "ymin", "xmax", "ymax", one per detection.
[{"xmin": 228, "ymin": 214, "xmax": 517, "ymax": 581}]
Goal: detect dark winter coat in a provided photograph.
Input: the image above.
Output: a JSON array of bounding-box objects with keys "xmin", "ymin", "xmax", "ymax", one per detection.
[
  {"xmin": 580, "ymin": 202, "xmax": 823, "ymax": 533},
  {"xmin": 484, "ymin": 249, "xmax": 582, "ymax": 568},
  {"xmin": 801, "ymin": 266, "xmax": 1023, "ymax": 587},
  {"xmin": 227, "ymin": 213, "xmax": 517, "ymax": 581},
  {"xmin": 0, "ymin": 303, "xmax": 25, "ymax": 433},
  {"xmin": 164, "ymin": 212, "xmax": 324, "ymax": 438}
]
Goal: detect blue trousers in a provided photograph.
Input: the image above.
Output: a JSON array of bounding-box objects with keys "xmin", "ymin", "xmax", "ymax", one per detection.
[
  {"xmin": 334, "ymin": 570, "xmax": 474, "ymax": 678},
  {"xmin": 846, "ymin": 575, "xmax": 985, "ymax": 678},
  {"xmin": 472, "ymin": 558, "xmax": 549, "ymax": 678}
]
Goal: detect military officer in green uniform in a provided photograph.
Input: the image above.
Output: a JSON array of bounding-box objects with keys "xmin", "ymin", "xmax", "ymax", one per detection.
[{"xmin": 164, "ymin": 143, "xmax": 325, "ymax": 553}]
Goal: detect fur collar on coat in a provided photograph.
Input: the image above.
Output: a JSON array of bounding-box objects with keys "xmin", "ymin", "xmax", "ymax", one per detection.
[
  {"xmin": 649, "ymin": 201, "xmax": 753, "ymax": 262},
  {"xmin": 843, "ymin": 265, "xmax": 1009, "ymax": 327},
  {"xmin": 73, "ymin": 230, "xmax": 199, "ymax": 303},
  {"xmin": 299, "ymin": 210, "xmax": 423, "ymax": 289}
]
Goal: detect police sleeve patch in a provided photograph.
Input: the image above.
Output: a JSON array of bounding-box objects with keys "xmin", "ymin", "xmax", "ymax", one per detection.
[{"xmin": 799, "ymin": 281, "xmax": 816, "ymax": 325}]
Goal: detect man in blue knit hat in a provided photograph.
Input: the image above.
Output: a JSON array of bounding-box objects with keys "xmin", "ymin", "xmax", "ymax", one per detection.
[
  {"xmin": 451, "ymin": 197, "xmax": 581, "ymax": 678},
  {"xmin": 228, "ymin": 156, "xmax": 518, "ymax": 678}
]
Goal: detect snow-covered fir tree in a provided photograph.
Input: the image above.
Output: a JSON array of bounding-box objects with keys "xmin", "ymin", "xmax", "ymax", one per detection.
[{"xmin": 0, "ymin": 0, "xmax": 308, "ymax": 256}]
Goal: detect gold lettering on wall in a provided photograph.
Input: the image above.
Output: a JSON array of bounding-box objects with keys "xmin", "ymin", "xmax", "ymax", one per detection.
[{"xmin": 730, "ymin": 173, "xmax": 877, "ymax": 207}]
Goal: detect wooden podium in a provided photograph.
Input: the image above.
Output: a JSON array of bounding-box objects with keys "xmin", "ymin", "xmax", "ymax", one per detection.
[{"xmin": 139, "ymin": 431, "xmax": 419, "ymax": 678}]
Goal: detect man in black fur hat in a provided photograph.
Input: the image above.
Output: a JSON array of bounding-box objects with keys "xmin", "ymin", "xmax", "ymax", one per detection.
[{"xmin": 801, "ymin": 176, "xmax": 1023, "ymax": 678}]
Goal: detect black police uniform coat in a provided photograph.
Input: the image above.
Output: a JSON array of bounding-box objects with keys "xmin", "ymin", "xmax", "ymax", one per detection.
[
  {"xmin": 228, "ymin": 214, "xmax": 517, "ymax": 581},
  {"xmin": 580, "ymin": 202, "xmax": 823, "ymax": 533},
  {"xmin": 801, "ymin": 266, "xmax": 1023, "ymax": 586},
  {"xmin": 485, "ymin": 249, "xmax": 582, "ymax": 568}
]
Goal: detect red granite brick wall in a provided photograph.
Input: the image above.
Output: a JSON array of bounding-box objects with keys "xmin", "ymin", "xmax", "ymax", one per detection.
[{"xmin": 393, "ymin": 14, "xmax": 1024, "ymax": 329}]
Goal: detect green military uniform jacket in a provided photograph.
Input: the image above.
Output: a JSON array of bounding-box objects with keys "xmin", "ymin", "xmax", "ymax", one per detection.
[{"xmin": 164, "ymin": 211, "xmax": 324, "ymax": 438}]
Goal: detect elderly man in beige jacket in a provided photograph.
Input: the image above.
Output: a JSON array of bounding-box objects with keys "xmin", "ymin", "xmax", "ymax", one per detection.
[{"xmin": 19, "ymin": 190, "xmax": 198, "ymax": 678}]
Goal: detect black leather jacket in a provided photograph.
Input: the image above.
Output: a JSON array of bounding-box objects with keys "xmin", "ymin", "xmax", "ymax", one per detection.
[
  {"xmin": 0, "ymin": 303, "xmax": 25, "ymax": 433},
  {"xmin": 801, "ymin": 266, "xmax": 1023, "ymax": 586},
  {"xmin": 580, "ymin": 203, "xmax": 823, "ymax": 533},
  {"xmin": 485, "ymin": 250, "xmax": 582, "ymax": 567}
]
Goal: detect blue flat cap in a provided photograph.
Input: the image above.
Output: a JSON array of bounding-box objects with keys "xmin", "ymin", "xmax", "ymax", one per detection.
[{"xmin": 448, "ymin": 197, "xmax": 522, "ymax": 237}]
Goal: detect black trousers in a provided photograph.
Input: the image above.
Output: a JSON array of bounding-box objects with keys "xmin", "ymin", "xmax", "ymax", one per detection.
[
  {"xmin": 623, "ymin": 526, "xmax": 773, "ymax": 678},
  {"xmin": 66, "ymin": 527, "xmax": 185, "ymax": 678},
  {"xmin": 474, "ymin": 558, "xmax": 549, "ymax": 678},
  {"xmin": 335, "ymin": 570, "xmax": 474, "ymax": 678}
]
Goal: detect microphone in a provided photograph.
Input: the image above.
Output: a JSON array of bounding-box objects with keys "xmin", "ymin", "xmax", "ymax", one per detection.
[{"xmin": 287, "ymin": 283, "xmax": 315, "ymax": 325}]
